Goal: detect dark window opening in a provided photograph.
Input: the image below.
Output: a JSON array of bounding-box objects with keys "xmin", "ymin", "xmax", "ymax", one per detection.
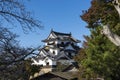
[
  {"xmin": 53, "ymin": 51, "xmax": 55, "ymax": 54},
  {"xmin": 61, "ymin": 42, "xmax": 64, "ymax": 45},
  {"xmin": 61, "ymin": 42, "xmax": 65, "ymax": 47},
  {"xmin": 68, "ymin": 52, "xmax": 72, "ymax": 58},
  {"xmin": 46, "ymin": 62, "xmax": 49, "ymax": 65}
]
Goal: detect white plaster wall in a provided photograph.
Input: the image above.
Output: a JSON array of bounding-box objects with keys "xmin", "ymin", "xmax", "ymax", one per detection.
[
  {"xmin": 47, "ymin": 41, "xmax": 53, "ymax": 47},
  {"xmin": 38, "ymin": 60, "xmax": 46, "ymax": 66},
  {"xmin": 33, "ymin": 56, "xmax": 57, "ymax": 66},
  {"xmin": 45, "ymin": 43, "xmax": 47, "ymax": 46},
  {"xmin": 49, "ymin": 48, "xmax": 59, "ymax": 55},
  {"xmin": 48, "ymin": 41, "xmax": 54, "ymax": 44},
  {"xmin": 55, "ymin": 40, "xmax": 58, "ymax": 44},
  {"xmin": 37, "ymin": 58, "xmax": 53, "ymax": 66},
  {"xmin": 47, "ymin": 58, "xmax": 53, "ymax": 65},
  {"xmin": 45, "ymin": 59, "xmax": 56, "ymax": 66}
]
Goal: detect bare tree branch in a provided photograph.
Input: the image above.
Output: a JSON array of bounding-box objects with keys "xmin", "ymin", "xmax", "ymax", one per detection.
[
  {"xmin": 0, "ymin": 0, "xmax": 43, "ymax": 31},
  {"xmin": 0, "ymin": 27, "xmax": 40, "ymax": 65}
]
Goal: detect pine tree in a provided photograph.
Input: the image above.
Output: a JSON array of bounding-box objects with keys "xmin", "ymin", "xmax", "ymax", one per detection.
[{"xmin": 76, "ymin": 0, "xmax": 120, "ymax": 79}]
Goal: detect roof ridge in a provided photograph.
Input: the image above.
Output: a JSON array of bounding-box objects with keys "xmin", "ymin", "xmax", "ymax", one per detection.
[{"xmin": 52, "ymin": 30, "xmax": 71, "ymax": 36}]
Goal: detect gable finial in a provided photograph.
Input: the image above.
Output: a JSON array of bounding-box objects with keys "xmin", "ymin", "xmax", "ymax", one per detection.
[
  {"xmin": 51, "ymin": 28, "xmax": 53, "ymax": 32},
  {"xmin": 51, "ymin": 28, "xmax": 54, "ymax": 33},
  {"xmin": 70, "ymin": 32, "xmax": 72, "ymax": 36}
]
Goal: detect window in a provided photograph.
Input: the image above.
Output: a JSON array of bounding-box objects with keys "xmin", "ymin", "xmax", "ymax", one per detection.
[
  {"xmin": 53, "ymin": 51, "xmax": 55, "ymax": 54},
  {"xmin": 68, "ymin": 52, "xmax": 72, "ymax": 57},
  {"xmin": 46, "ymin": 62, "xmax": 49, "ymax": 65},
  {"xmin": 61, "ymin": 42, "xmax": 64, "ymax": 45},
  {"xmin": 61, "ymin": 42, "xmax": 64, "ymax": 47}
]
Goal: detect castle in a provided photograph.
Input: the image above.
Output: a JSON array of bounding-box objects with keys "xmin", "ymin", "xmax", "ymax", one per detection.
[{"xmin": 31, "ymin": 30, "xmax": 80, "ymax": 71}]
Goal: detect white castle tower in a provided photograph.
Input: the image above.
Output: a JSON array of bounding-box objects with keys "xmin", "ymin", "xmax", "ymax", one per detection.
[{"xmin": 32, "ymin": 30, "xmax": 80, "ymax": 69}]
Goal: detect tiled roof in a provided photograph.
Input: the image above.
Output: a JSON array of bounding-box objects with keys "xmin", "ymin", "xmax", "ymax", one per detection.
[
  {"xmin": 42, "ymin": 38, "xmax": 57, "ymax": 42},
  {"xmin": 50, "ymin": 72, "xmax": 78, "ymax": 80},
  {"xmin": 62, "ymin": 62, "xmax": 79, "ymax": 72},
  {"xmin": 42, "ymin": 30, "xmax": 80, "ymax": 43},
  {"xmin": 52, "ymin": 30, "xmax": 71, "ymax": 36},
  {"xmin": 31, "ymin": 72, "xmax": 78, "ymax": 80}
]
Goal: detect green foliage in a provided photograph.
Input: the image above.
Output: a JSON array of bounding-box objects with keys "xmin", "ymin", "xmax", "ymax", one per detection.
[
  {"xmin": 20, "ymin": 60, "xmax": 41, "ymax": 79},
  {"xmin": 82, "ymin": 27, "xmax": 120, "ymax": 79},
  {"xmin": 81, "ymin": 0, "xmax": 119, "ymax": 28},
  {"xmin": 76, "ymin": 0, "xmax": 120, "ymax": 80}
]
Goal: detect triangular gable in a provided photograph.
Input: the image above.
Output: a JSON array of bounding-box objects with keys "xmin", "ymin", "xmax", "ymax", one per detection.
[
  {"xmin": 55, "ymin": 52, "xmax": 65, "ymax": 60},
  {"xmin": 39, "ymin": 49, "xmax": 47, "ymax": 57},
  {"xmin": 56, "ymin": 51, "xmax": 71, "ymax": 60},
  {"xmin": 42, "ymin": 30, "xmax": 57, "ymax": 42},
  {"xmin": 65, "ymin": 44, "xmax": 75, "ymax": 51},
  {"xmin": 48, "ymin": 31, "xmax": 57, "ymax": 39},
  {"xmin": 43, "ymin": 57, "xmax": 52, "ymax": 62}
]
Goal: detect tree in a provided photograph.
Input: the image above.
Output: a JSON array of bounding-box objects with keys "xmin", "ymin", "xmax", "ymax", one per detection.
[
  {"xmin": 0, "ymin": 27, "xmax": 40, "ymax": 79},
  {"xmin": 76, "ymin": 0, "xmax": 120, "ymax": 80},
  {"xmin": 0, "ymin": 0, "xmax": 42, "ymax": 79},
  {"xmin": 0, "ymin": 0, "xmax": 42, "ymax": 31},
  {"xmin": 101, "ymin": 0, "xmax": 120, "ymax": 46}
]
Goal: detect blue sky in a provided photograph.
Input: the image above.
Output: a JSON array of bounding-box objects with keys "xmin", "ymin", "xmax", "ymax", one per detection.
[{"xmin": 15, "ymin": 0, "xmax": 91, "ymax": 48}]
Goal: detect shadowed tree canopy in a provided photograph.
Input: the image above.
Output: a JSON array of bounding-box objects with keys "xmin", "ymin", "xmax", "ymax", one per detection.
[{"xmin": 0, "ymin": 27, "xmax": 40, "ymax": 79}]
